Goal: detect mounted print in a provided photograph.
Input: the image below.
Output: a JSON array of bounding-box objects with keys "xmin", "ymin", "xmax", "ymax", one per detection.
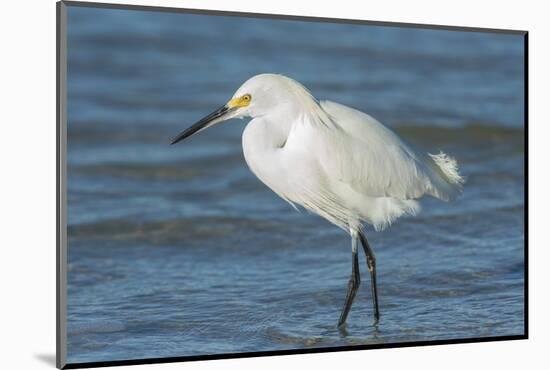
[{"xmin": 56, "ymin": 1, "xmax": 528, "ymax": 368}]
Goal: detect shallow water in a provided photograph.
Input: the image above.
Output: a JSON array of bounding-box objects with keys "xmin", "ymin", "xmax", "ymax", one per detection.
[{"xmin": 66, "ymin": 6, "xmax": 525, "ymax": 364}]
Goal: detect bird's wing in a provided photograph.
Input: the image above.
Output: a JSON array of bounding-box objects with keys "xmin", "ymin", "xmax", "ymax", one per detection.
[{"xmin": 316, "ymin": 100, "xmax": 462, "ymax": 201}]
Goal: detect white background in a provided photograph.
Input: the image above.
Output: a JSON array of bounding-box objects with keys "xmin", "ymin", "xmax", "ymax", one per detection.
[{"xmin": 1, "ymin": 0, "xmax": 547, "ymax": 369}]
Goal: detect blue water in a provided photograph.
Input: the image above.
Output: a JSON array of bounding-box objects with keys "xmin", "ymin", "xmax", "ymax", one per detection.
[{"xmin": 66, "ymin": 5, "xmax": 525, "ymax": 364}]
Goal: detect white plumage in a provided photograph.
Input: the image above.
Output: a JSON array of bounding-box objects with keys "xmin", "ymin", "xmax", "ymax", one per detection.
[
  {"xmin": 171, "ymin": 73, "xmax": 464, "ymax": 326},
  {"xmin": 238, "ymin": 74, "xmax": 464, "ymax": 232}
]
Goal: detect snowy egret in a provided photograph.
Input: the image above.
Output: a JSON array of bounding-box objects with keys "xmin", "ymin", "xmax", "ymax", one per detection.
[{"xmin": 171, "ymin": 74, "xmax": 464, "ymax": 327}]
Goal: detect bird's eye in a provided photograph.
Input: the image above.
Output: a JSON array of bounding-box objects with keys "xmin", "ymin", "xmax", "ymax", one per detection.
[{"xmin": 243, "ymin": 94, "xmax": 251, "ymax": 102}]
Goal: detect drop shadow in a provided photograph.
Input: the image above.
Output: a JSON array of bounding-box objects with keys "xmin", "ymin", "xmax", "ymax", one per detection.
[{"xmin": 34, "ymin": 353, "xmax": 56, "ymax": 367}]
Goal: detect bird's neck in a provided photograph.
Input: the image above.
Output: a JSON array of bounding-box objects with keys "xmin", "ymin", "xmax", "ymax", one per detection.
[
  {"xmin": 250, "ymin": 109, "xmax": 294, "ymax": 149},
  {"xmin": 244, "ymin": 98, "xmax": 334, "ymax": 154}
]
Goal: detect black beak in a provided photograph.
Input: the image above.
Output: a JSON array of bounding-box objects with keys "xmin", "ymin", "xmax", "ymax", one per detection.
[{"xmin": 170, "ymin": 105, "xmax": 231, "ymax": 145}]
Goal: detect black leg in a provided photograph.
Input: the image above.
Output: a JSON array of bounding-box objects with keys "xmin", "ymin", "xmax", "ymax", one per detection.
[
  {"xmin": 338, "ymin": 236, "xmax": 360, "ymax": 327},
  {"xmin": 359, "ymin": 231, "xmax": 380, "ymax": 324}
]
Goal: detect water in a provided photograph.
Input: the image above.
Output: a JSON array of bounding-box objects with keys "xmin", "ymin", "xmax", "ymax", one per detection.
[{"xmin": 66, "ymin": 5, "xmax": 525, "ymax": 364}]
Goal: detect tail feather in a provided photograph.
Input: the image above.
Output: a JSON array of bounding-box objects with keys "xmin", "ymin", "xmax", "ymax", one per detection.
[{"xmin": 427, "ymin": 151, "xmax": 465, "ymax": 201}]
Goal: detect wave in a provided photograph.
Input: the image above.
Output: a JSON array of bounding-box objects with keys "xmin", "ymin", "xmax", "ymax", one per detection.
[
  {"xmin": 394, "ymin": 123, "xmax": 524, "ymax": 142},
  {"xmin": 68, "ymin": 321, "xmax": 126, "ymax": 336},
  {"xmin": 68, "ymin": 121, "xmax": 524, "ymax": 146},
  {"xmin": 68, "ymin": 215, "xmax": 285, "ymax": 244}
]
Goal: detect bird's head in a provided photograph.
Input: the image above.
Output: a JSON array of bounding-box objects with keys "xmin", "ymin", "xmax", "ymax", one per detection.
[{"xmin": 170, "ymin": 73, "xmax": 310, "ymax": 145}]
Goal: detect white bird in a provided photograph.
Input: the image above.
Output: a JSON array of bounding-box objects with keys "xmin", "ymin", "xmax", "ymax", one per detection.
[{"xmin": 171, "ymin": 73, "xmax": 464, "ymax": 327}]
